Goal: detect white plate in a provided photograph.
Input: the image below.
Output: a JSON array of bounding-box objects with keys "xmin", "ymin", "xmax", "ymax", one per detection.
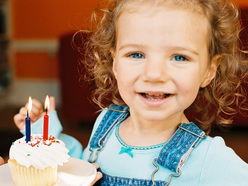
[{"xmin": 0, "ymin": 157, "xmax": 96, "ymax": 186}]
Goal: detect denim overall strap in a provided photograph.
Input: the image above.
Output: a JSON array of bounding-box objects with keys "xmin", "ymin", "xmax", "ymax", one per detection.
[
  {"xmin": 156, "ymin": 122, "xmax": 206, "ymax": 174},
  {"xmin": 88, "ymin": 104, "xmax": 129, "ymax": 163}
]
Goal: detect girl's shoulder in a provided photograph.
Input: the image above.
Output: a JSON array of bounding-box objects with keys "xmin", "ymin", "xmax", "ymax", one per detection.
[
  {"xmin": 202, "ymin": 135, "xmax": 227, "ymax": 148},
  {"xmin": 197, "ymin": 135, "xmax": 248, "ymax": 184},
  {"xmin": 200, "ymin": 135, "xmax": 244, "ymax": 163}
]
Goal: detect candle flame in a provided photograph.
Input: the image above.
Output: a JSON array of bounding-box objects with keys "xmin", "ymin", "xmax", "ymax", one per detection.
[
  {"xmin": 28, "ymin": 96, "xmax": 32, "ymax": 114},
  {"xmin": 45, "ymin": 95, "xmax": 50, "ymax": 111}
]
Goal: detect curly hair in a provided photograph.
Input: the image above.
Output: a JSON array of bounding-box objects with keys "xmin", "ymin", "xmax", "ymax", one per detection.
[{"xmin": 75, "ymin": 0, "xmax": 248, "ymax": 133}]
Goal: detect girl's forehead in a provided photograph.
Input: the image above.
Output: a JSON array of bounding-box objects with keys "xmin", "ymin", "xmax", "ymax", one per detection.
[
  {"xmin": 115, "ymin": 0, "xmax": 209, "ymax": 29},
  {"xmin": 114, "ymin": 0, "xmax": 211, "ymax": 52},
  {"xmin": 116, "ymin": 0, "xmax": 206, "ymax": 19},
  {"xmin": 115, "ymin": 0, "xmax": 210, "ymax": 38}
]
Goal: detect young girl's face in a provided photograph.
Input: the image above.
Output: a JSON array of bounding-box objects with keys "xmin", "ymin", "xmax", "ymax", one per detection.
[{"xmin": 112, "ymin": 5, "xmax": 218, "ymax": 125}]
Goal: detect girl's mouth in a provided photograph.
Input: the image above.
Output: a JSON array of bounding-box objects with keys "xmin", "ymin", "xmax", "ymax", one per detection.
[{"xmin": 140, "ymin": 93, "xmax": 171, "ymax": 100}]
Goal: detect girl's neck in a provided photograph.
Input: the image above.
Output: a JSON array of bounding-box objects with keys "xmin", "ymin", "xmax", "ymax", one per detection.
[{"xmin": 119, "ymin": 114, "xmax": 189, "ymax": 147}]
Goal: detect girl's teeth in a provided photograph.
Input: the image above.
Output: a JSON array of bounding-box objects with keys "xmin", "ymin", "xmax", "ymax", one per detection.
[
  {"xmin": 142, "ymin": 93, "xmax": 170, "ymax": 100},
  {"xmin": 146, "ymin": 93, "xmax": 164, "ymax": 97}
]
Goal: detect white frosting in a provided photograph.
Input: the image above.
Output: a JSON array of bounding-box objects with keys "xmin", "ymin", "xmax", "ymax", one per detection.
[{"xmin": 9, "ymin": 134, "xmax": 70, "ymax": 169}]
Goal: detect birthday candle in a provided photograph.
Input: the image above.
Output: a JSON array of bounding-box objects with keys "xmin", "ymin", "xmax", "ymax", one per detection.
[
  {"xmin": 25, "ymin": 97, "xmax": 32, "ymax": 143},
  {"xmin": 43, "ymin": 95, "xmax": 49, "ymax": 140}
]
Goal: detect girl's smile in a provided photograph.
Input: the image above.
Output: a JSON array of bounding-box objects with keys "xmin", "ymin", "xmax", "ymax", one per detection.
[
  {"xmin": 140, "ymin": 92, "xmax": 172, "ymax": 101},
  {"xmin": 138, "ymin": 91, "xmax": 173, "ymax": 107}
]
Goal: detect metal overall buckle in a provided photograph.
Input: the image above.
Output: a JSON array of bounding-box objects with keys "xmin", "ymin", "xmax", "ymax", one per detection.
[{"xmin": 88, "ymin": 144, "xmax": 103, "ymax": 163}]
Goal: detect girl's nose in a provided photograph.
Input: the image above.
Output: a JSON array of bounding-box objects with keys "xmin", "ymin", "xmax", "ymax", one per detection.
[{"xmin": 142, "ymin": 58, "xmax": 169, "ymax": 83}]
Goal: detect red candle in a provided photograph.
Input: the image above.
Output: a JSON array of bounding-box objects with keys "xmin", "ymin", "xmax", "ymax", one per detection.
[{"xmin": 43, "ymin": 95, "xmax": 50, "ymax": 141}]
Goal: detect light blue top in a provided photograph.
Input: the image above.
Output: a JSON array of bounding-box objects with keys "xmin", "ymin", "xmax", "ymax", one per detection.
[{"xmin": 25, "ymin": 110, "xmax": 248, "ymax": 185}]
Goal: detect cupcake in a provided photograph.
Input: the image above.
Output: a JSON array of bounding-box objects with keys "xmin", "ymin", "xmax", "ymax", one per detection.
[{"xmin": 8, "ymin": 134, "xmax": 69, "ymax": 186}]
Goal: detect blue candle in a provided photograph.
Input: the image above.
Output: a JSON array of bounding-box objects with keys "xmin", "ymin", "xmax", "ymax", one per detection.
[
  {"xmin": 25, "ymin": 112, "xmax": 31, "ymax": 143},
  {"xmin": 25, "ymin": 97, "xmax": 32, "ymax": 143}
]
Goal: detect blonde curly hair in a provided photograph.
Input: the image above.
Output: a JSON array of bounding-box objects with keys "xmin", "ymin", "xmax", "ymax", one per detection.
[{"xmin": 75, "ymin": 0, "xmax": 248, "ymax": 133}]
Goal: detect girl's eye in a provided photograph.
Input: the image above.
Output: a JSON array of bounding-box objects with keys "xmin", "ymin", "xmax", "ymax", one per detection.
[
  {"xmin": 172, "ymin": 55, "xmax": 187, "ymax": 62},
  {"xmin": 129, "ymin": 53, "xmax": 144, "ymax": 59}
]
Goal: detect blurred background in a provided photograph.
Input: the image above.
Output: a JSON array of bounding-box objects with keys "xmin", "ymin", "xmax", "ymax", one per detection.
[{"xmin": 0, "ymin": 0, "xmax": 248, "ymax": 163}]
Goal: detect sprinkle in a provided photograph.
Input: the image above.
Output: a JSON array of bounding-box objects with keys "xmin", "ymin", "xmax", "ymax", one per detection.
[
  {"xmin": 27, "ymin": 154, "xmax": 30, "ymax": 156},
  {"xmin": 31, "ymin": 141, "xmax": 40, "ymax": 147}
]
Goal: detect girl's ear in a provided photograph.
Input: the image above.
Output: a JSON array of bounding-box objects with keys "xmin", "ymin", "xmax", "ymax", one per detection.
[
  {"xmin": 111, "ymin": 48, "xmax": 117, "ymax": 78},
  {"xmin": 200, "ymin": 55, "xmax": 221, "ymax": 88}
]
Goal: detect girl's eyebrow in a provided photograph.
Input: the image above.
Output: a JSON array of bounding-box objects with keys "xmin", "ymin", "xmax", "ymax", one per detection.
[
  {"xmin": 118, "ymin": 43, "xmax": 145, "ymax": 51},
  {"xmin": 170, "ymin": 46, "xmax": 199, "ymax": 56}
]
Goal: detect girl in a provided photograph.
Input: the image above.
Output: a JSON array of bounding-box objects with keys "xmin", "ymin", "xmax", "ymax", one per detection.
[{"xmin": 14, "ymin": 0, "xmax": 248, "ymax": 185}]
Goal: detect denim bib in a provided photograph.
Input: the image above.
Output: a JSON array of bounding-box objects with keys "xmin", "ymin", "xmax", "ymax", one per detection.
[{"xmin": 88, "ymin": 105, "xmax": 206, "ymax": 186}]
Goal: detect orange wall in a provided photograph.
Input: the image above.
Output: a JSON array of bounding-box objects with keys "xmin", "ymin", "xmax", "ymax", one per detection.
[
  {"xmin": 11, "ymin": 0, "xmax": 101, "ymax": 79},
  {"xmin": 234, "ymin": 0, "xmax": 248, "ymax": 7},
  {"xmin": 11, "ymin": 0, "xmax": 101, "ymax": 39},
  {"xmin": 14, "ymin": 52, "xmax": 58, "ymax": 79}
]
